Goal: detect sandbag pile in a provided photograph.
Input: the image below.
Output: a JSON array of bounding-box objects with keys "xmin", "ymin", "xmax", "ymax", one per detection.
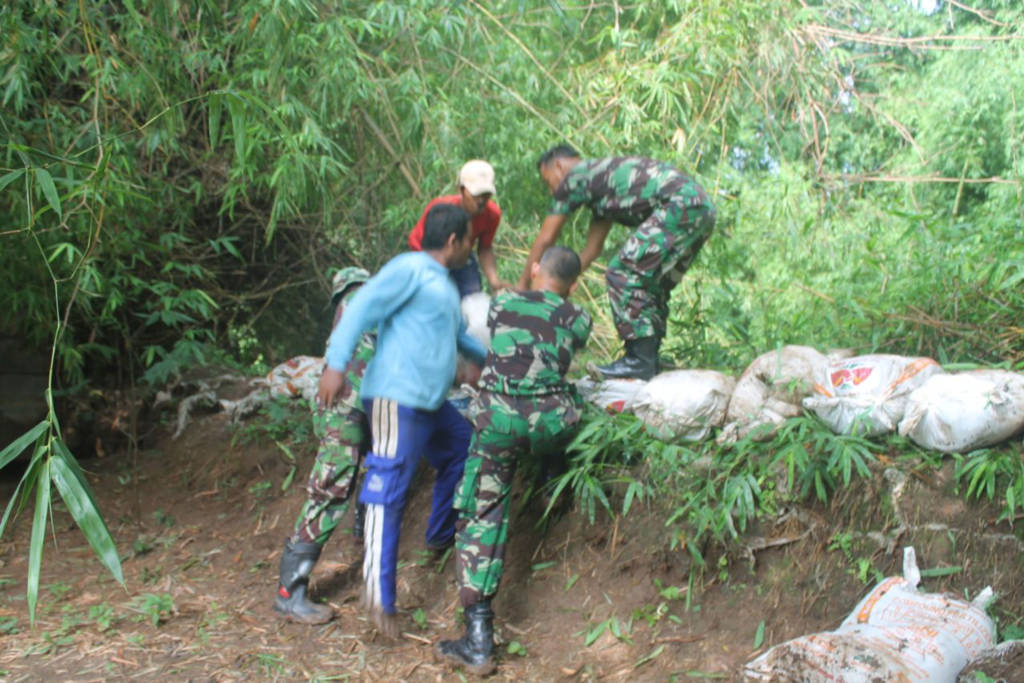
[
  {"xmin": 745, "ymin": 547, "xmax": 996, "ymax": 682},
  {"xmin": 266, "ymin": 292, "xmax": 1024, "ymax": 455},
  {"xmin": 576, "ymin": 348, "xmax": 1024, "ymax": 452}
]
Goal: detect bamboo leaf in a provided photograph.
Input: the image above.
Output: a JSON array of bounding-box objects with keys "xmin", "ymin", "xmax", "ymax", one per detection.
[
  {"xmin": 585, "ymin": 619, "xmax": 609, "ymax": 647},
  {"xmin": 0, "ymin": 168, "xmax": 25, "ymax": 193},
  {"xmin": 634, "ymin": 644, "xmax": 664, "ymax": 669},
  {"xmin": 281, "ymin": 465, "xmax": 295, "ymax": 492},
  {"xmin": 208, "ymin": 91, "xmax": 223, "ymax": 148},
  {"xmin": 50, "ymin": 443, "xmax": 124, "ymax": 586},
  {"xmin": 0, "ymin": 420, "xmax": 47, "ymax": 471},
  {"xmin": 918, "ymin": 565, "xmax": 962, "ymax": 578},
  {"xmin": 0, "ymin": 443, "xmax": 44, "ymax": 540},
  {"xmin": 622, "ymin": 479, "xmax": 638, "ymax": 516},
  {"xmin": 226, "ymin": 94, "xmax": 246, "ymax": 164},
  {"xmin": 27, "ymin": 458, "xmax": 50, "ymax": 625},
  {"xmin": 33, "ymin": 168, "xmax": 62, "ymax": 220}
]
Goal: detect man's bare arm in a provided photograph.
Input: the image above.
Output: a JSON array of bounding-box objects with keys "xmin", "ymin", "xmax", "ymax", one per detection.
[
  {"xmin": 477, "ymin": 246, "xmax": 510, "ymax": 291},
  {"xmin": 579, "ymin": 218, "xmax": 613, "ymax": 272},
  {"xmin": 316, "ymin": 367, "xmax": 346, "ymax": 408},
  {"xmin": 517, "ymin": 213, "xmax": 567, "ymax": 289}
]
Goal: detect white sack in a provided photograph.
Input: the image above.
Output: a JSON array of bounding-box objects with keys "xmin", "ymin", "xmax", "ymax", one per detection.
[
  {"xmin": 719, "ymin": 345, "xmax": 830, "ymax": 444},
  {"xmin": 632, "ymin": 369, "xmax": 735, "ymax": 442},
  {"xmin": 802, "ymin": 354, "xmax": 943, "ymax": 437},
  {"xmin": 461, "ymin": 292, "xmax": 492, "ymax": 347},
  {"xmin": 957, "ymin": 639, "xmax": 1024, "ymax": 682},
  {"xmin": 456, "ymin": 292, "xmax": 492, "ymax": 390},
  {"xmin": 898, "ymin": 370, "xmax": 1024, "ymax": 453},
  {"xmin": 745, "ymin": 547, "xmax": 996, "ymax": 682},
  {"xmin": 575, "ymin": 377, "xmax": 646, "ymax": 413}
]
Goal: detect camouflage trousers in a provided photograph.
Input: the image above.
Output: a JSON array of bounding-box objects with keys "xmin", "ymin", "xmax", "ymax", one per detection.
[
  {"xmin": 454, "ymin": 390, "xmax": 582, "ymax": 608},
  {"xmin": 290, "ymin": 398, "xmax": 370, "ymax": 545},
  {"xmin": 605, "ymin": 199, "xmax": 715, "ymax": 341}
]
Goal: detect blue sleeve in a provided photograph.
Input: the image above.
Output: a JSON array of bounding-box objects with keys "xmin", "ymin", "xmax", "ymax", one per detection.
[
  {"xmin": 324, "ymin": 259, "xmax": 416, "ymax": 371},
  {"xmin": 457, "ymin": 316, "xmax": 487, "ymax": 365}
]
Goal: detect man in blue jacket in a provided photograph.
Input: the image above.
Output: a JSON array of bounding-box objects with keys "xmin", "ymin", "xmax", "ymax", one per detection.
[{"xmin": 316, "ymin": 203, "xmax": 488, "ymax": 637}]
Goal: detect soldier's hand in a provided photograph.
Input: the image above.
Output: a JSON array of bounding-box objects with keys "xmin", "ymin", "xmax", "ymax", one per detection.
[{"xmin": 316, "ymin": 367, "xmax": 345, "ymax": 408}]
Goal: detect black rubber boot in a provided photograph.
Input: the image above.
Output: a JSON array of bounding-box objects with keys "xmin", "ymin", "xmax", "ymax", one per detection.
[
  {"xmin": 594, "ymin": 337, "xmax": 659, "ymax": 380},
  {"xmin": 353, "ymin": 503, "xmax": 366, "ymax": 543},
  {"xmin": 436, "ymin": 600, "xmax": 496, "ymax": 675},
  {"xmin": 274, "ymin": 539, "xmax": 333, "ymax": 624}
]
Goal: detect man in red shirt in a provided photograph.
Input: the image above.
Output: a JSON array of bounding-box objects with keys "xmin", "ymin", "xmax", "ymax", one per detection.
[{"xmin": 408, "ymin": 160, "xmax": 511, "ymax": 297}]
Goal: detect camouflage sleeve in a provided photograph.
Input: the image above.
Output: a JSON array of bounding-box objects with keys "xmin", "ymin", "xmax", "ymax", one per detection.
[
  {"xmin": 354, "ymin": 332, "xmax": 376, "ymax": 363},
  {"xmin": 548, "ymin": 171, "xmax": 585, "ymax": 215},
  {"xmin": 571, "ymin": 308, "xmax": 593, "ymax": 350},
  {"xmin": 548, "ymin": 197, "xmax": 573, "ymax": 215},
  {"xmin": 487, "ymin": 290, "xmax": 511, "ymax": 336}
]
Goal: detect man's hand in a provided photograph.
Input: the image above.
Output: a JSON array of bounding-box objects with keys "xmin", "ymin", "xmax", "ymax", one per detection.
[
  {"xmin": 316, "ymin": 367, "xmax": 346, "ymax": 408},
  {"xmin": 477, "ymin": 247, "xmax": 511, "ymax": 294},
  {"xmin": 488, "ymin": 279, "xmax": 514, "ymax": 293},
  {"xmin": 519, "ymin": 213, "xmax": 568, "ymax": 289},
  {"xmin": 455, "ymin": 359, "xmax": 483, "ymax": 388}
]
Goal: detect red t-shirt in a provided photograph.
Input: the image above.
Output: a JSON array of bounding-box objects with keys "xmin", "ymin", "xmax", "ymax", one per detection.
[{"xmin": 407, "ymin": 195, "xmax": 501, "ymax": 251}]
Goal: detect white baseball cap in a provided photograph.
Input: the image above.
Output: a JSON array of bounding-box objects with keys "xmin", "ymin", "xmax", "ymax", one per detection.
[{"xmin": 459, "ymin": 160, "xmax": 496, "ymax": 196}]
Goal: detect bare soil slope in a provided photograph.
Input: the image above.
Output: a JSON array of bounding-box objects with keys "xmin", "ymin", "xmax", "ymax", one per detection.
[{"xmin": 1, "ymin": 406, "xmax": 1021, "ymax": 681}]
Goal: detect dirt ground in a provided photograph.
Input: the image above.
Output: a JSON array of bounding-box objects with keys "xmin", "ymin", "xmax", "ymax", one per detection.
[{"xmin": 1, "ymin": 401, "xmax": 1022, "ymax": 681}]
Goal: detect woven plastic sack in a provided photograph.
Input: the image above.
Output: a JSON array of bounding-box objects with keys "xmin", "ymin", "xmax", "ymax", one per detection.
[
  {"xmin": 632, "ymin": 370, "xmax": 735, "ymax": 442},
  {"xmin": 745, "ymin": 547, "xmax": 996, "ymax": 682},
  {"xmin": 898, "ymin": 370, "xmax": 1024, "ymax": 453},
  {"xmin": 802, "ymin": 354, "xmax": 943, "ymax": 437},
  {"xmin": 957, "ymin": 639, "xmax": 1024, "ymax": 682},
  {"xmin": 461, "ymin": 292, "xmax": 492, "ymax": 347},
  {"xmin": 267, "ymin": 355, "xmax": 324, "ymax": 401},
  {"xmin": 455, "ymin": 292, "xmax": 491, "ymax": 392},
  {"xmin": 719, "ymin": 345, "xmax": 830, "ymax": 444},
  {"xmin": 575, "ymin": 377, "xmax": 646, "ymax": 413}
]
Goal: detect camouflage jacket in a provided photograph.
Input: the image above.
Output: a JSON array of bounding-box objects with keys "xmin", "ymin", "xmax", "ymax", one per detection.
[
  {"xmin": 549, "ymin": 156, "xmax": 711, "ymax": 227},
  {"xmin": 478, "ymin": 289, "xmax": 592, "ymax": 397}
]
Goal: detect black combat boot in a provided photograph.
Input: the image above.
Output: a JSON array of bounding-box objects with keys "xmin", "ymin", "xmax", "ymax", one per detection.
[
  {"xmin": 353, "ymin": 503, "xmax": 366, "ymax": 543},
  {"xmin": 436, "ymin": 600, "xmax": 496, "ymax": 675},
  {"xmin": 274, "ymin": 539, "xmax": 333, "ymax": 624},
  {"xmin": 594, "ymin": 337, "xmax": 659, "ymax": 380}
]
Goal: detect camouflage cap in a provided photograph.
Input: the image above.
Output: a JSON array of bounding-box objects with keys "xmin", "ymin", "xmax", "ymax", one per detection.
[{"xmin": 331, "ymin": 267, "xmax": 370, "ymax": 302}]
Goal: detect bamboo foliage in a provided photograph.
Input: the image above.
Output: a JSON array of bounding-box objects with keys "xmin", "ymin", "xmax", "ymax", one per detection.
[{"xmin": 0, "ymin": 0, "xmax": 1022, "ymax": 614}]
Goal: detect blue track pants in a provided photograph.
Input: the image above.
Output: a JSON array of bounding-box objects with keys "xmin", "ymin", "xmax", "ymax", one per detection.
[{"xmin": 359, "ymin": 397, "xmax": 471, "ymax": 614}]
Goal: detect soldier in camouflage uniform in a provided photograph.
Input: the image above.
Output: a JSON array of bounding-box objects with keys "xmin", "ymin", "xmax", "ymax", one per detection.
[
  {"xmin": 519, "ymin": 145, "xmax": 715, "ymax": 380},
  {"xmin": 437, "ymin": 246, "xmax": 592, "ymax": 675},
  {"xmin": 274, "ymin": 267, "xmax": 375, "ymax": 625}
]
